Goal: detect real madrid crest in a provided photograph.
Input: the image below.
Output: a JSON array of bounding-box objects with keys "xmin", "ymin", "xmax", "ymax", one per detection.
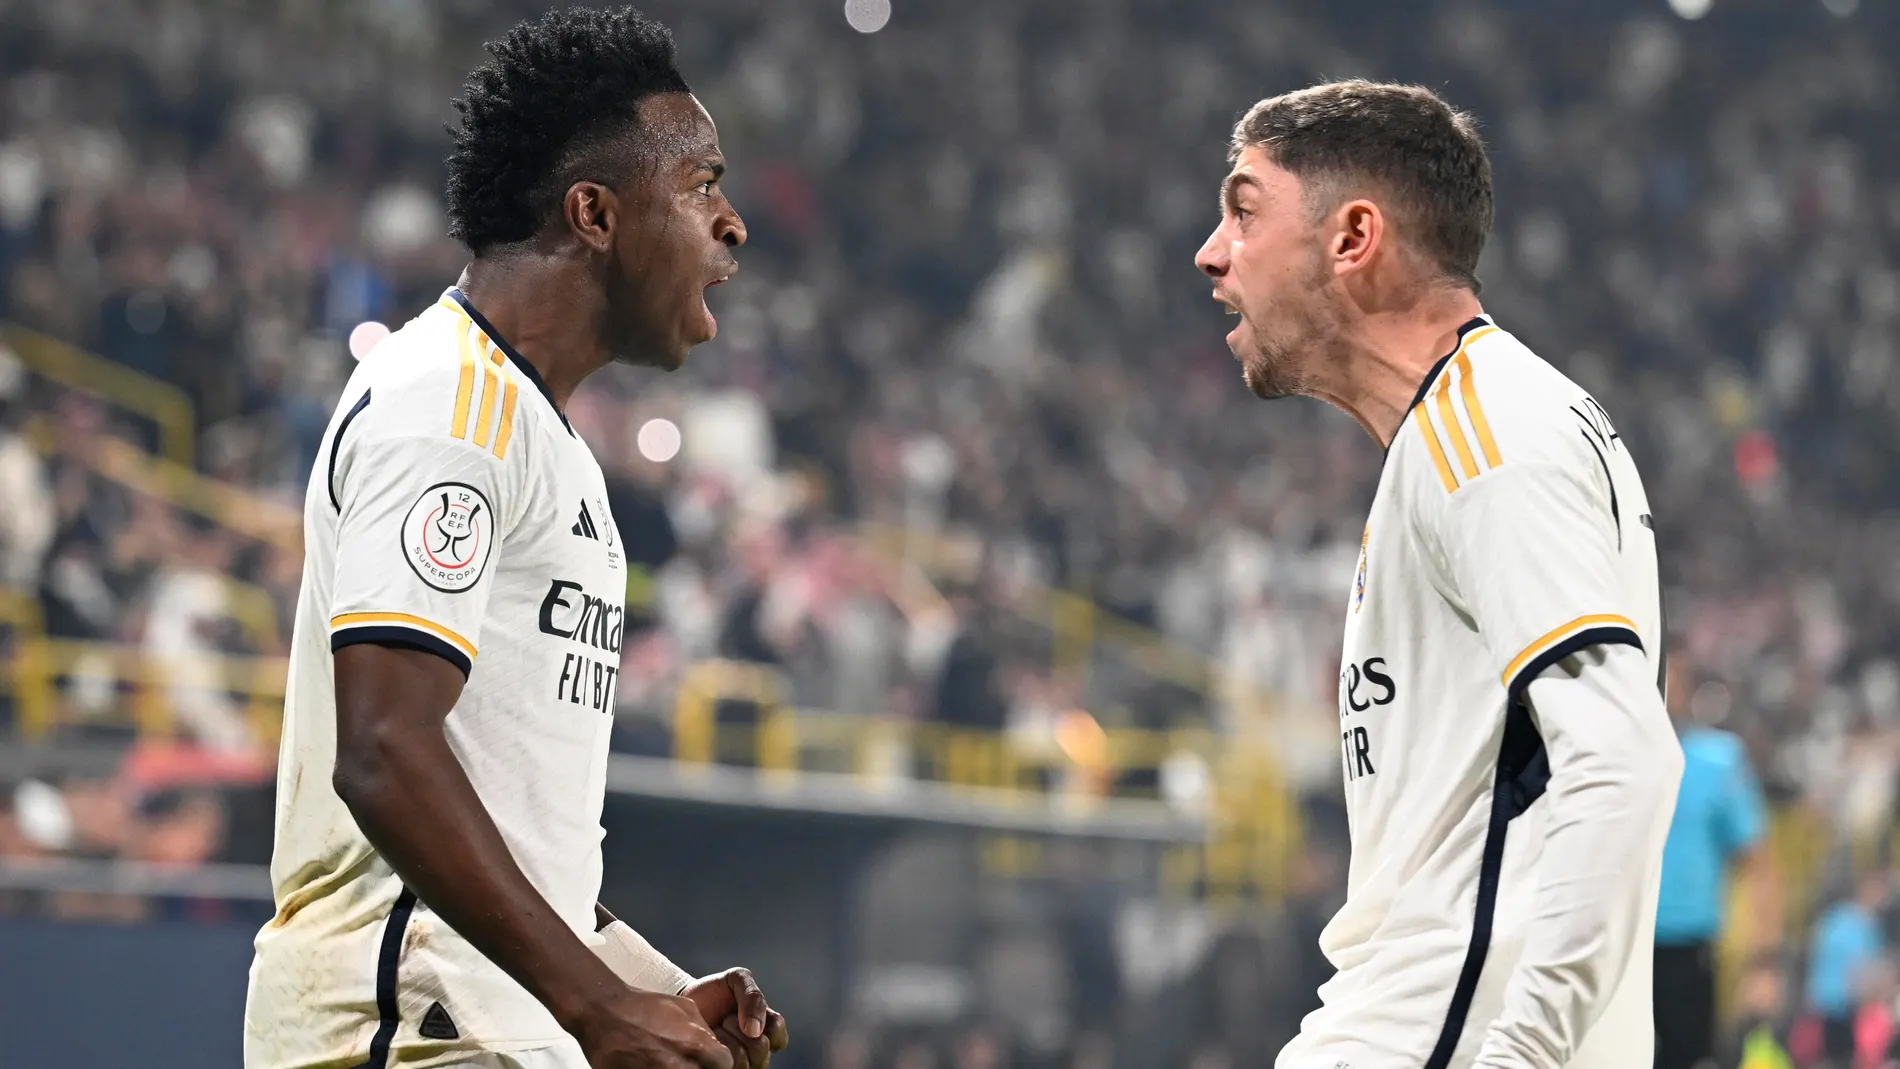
[{"xmin": 1353, "ymin": 525, "xmax": 1369, "ymax": 612}]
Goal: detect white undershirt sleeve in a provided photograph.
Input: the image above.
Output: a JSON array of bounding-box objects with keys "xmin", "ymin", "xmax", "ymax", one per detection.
[{"xmin": 1471, "ymin": 642, "xmax": 1683, "ymax": 1068}]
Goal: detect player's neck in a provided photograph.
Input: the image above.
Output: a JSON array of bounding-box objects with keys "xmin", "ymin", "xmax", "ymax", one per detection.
[
  {"xmin": 1321, "ymin": 290, "xmax": 1484, "ymax": 449},
  {"xmin": 456, "ymin": 259, "xmax": 609, "ymax": 410}
]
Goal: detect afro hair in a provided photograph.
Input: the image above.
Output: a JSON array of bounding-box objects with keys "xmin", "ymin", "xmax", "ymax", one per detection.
[{"xmin": 445, "ymin": 6, "xmax": 690, "ymax": 255}]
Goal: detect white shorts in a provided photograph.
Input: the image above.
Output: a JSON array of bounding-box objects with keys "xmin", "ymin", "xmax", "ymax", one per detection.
[{"xmin": 438, "ymin": 1037, "xmax": 588, "ymax": 1069}]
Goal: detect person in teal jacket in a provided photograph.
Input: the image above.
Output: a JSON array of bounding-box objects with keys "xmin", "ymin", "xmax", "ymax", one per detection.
[{"xmin": 1654, "ymin": 677, "xmax": 1767, "ymax": 1069}]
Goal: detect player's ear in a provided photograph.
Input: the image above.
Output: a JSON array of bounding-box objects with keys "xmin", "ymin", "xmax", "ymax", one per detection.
[
  {"xmin": 1331, "ymin": 198, "xmax": 1383, "ymax": 277},
  {"xmin": 563, "ymin": 181, "xmax": 616, "ymax": 255}
]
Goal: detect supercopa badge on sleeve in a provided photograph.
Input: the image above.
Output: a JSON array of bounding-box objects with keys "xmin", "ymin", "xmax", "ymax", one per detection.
[{"xmin": 401, "ymin": 481, "xmax": 496, "ymax": 592}]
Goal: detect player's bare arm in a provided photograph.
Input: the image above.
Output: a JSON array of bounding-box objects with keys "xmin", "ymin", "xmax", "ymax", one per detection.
[{"xmin": 334, "ymin": 643, "xmax": 732, "ymax": 1069}]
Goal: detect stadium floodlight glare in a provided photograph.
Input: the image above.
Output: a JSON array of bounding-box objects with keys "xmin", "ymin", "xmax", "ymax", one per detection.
[
  {"xmin": 844, "ymin": 0, "xmax": 892, "ymax": 34},
  {"xmin": 1667, "ymin": 0, "xmax": 1713, "ymax": 19},
  {"xmin": 638, "ymin": 417, "xmax": 683, "ymax": 463},
  {"xmin": 1821, "ymin": 0, "xmax": 1858, "ymax": 16},
  {"xmin": 348, "ymin": 320, "xmax": 390, "ymax": 360}
]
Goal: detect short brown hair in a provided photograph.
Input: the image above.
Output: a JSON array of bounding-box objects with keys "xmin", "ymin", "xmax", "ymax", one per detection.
[{"xmin": 1231, "ymin": 80, "xmax": 1492, "ymax": 292}]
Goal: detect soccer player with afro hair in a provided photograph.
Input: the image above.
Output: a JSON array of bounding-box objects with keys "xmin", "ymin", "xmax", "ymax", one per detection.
[{"xmin": 246, "ymin": 9, "xmax": 781, "ymax": 1069}]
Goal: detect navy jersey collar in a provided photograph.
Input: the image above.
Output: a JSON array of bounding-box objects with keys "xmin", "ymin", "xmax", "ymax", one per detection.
[
  {"xmin": 1405, "ymin": 315, "xmax": 1494, "ymax": 415},
  {"xmin": 446, "ymin": 287, "xmax": 573, "ymax": 436},
  {"xmin": 1385, "ymin": 314, "xmax": 1493, "ymax": 460}
]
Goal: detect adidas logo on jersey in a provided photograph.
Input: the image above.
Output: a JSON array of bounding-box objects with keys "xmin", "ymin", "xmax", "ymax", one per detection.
[
  {"xmin": 571, "ymin": 501, "xmax": 602, "ymax": 540},
  {"xmin": 571, "ymin": 499, "xmax": 616, "ymax": 549},
  {"xmin": 419, "ymin": 1001, "xmax": 459, "ymax": 1040}
]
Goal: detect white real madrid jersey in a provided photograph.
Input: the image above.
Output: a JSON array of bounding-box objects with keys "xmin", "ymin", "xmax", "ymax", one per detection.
[
  {"xmin": 246, "ymin": 289, "xmax": 629, "ymax": 1069},
  {"xmin": 1277, "ymin": 317, "xmax": 1668, "ymax": 1069}
]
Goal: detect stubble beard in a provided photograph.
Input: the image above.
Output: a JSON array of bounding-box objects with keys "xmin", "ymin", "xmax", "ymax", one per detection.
[
  {"xmin": 1238, "ymin": 256, "xmax": 1339, "ymax": 401},
  {"xmin": 1241, "ymin": 341, "xmax": 1304, "ymax": 400},
  {"xmin": 1239, "ymin": 312, "xmax": 1330, "ymax": 400}
]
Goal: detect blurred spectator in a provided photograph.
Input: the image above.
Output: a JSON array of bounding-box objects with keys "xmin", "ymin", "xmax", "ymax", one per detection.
[
  {"xmin": 952, "ymin": 1025, "xmax": 1007, "ymax": 1069},
  {"xmin": 823, "ymin": 1027, "xmax": 872, "ymax": 1069},
  {"xmin": 1655, "ymin": 669, "xmax": 1771, "ymax": 1069},
  {"xmin": 1848, "ymin": 956, "xmax": 1900, "ymax": 1069},
  {"xmin": 1720, "ymin": 955, "xmax": 1794, "ymax": 1069},
  {"xmin": 0, "ymin": 347, "xmax": 52, "ymax": 587},
  {"xmin": 145, "ymin": 523, "xmax": 248, "ymax": 749},
  {"xmin": 130, "ymin": 789, "xmax": 226, "ymax": 867},
  {"xmin": 932, "ymin": 596, "xmax": 1008, "ymax": 731},
  {"xmin": 1066, "ymin": 1032, "xmax": 1113, "ymax": 1069},
  {"xmin": 1807, "ymin": 872, "xmax": 1890, "ymax": 1064},
  {"xmin": 892, "ymin": 1038, "xmax": 940, "ymax": 1069},
  {"xmin": 58, "ymin": 774, "xmax": 133, "ymax": 857}
]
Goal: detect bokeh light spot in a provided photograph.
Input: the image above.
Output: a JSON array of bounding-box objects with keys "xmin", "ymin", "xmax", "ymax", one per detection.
[
  {"xmin": 844, "ymin": 0, "xmax": 891, "ymax": 34},
  {"xmin": 638, "ymin": 418, "xmax": 682, "ymax": 463},
  {"xmin": 349, "ymin": 320, "xmax": 390, "ymax": 360},
  {"xmin": 1734, "ymin": 430, "xmax": 1778, "ymax": 486}
]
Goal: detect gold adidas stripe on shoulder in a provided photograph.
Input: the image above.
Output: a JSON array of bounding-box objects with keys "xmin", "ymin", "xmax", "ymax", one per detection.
[
  {"xmin": 471, "ymin": 346, "xmax": 503, "ymax": 449},
  {"xmin": 1414, "ymin": 325, "xmax": 1503, "ymax": 493},
  {"xmin": 1456, "ymin": 349, "xmax": 1503, "ymax": 468},
  {"xmin": 439, "ymin": 305, "xmax": 519, "ymax": 459},
  {"xmin": 450, "ymin": 324, "xmax": 477, "ymax": 440},
  {"xmin": 1414, "ymin": 402, "xmax": 1460, "ymax": 493},
  {"xmin": 1435, "ymin": 376, "xmax": 1479, "ymax": 480},
  {"xmin": 492, "ymin": 374, "xmax": 520, "ymax": 459}
]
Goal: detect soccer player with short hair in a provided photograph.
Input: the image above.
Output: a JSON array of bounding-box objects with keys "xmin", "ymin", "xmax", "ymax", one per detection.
[
  {"xmin": 1195, "ymin": 81, "xmax": 1684, "ymax": 1068},
  {"xmin": 245, "ymin": 9, "xmax": 786, "ymax": 1069}
]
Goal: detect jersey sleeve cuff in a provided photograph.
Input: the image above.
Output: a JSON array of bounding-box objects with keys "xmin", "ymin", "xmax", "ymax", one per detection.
[
  {"xmin": 331, "ymin": 612, "xmax": 476, "ymax": 679},
  {"xmin": 1502, "ymin": 613, "xmax": 1642, "ymax": 697}
]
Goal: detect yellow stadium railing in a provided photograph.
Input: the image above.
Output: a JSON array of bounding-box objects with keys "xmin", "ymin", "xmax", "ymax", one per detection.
[
  {"xmin": 7, "ymin": 323, "xmax": 301, "ymax": 550},
  {"xmin": 0, "ymin": 571, "xmax": 283, "ymax": 746},
  {"xmin": 670, "ymin": 659, "xmax": 1300, "ymax": 902},
  {"xmin": 2, "ymin": 323, "xmax": 196, "ymax": 469},
  {"xmin": 7, "ymin": 637, "xmax": 289, "ymax": 746},
  {"xmin": 22, "ymin": 421, "xmax": 302, "ymax": 553},
  {"xmin": 92, "ymin": 436, "xmax": 303, "ymax": 553},
  {"xmin": 1038, "ymin": 587, "xmax": 1220, "ymax": 695},
  {"xmin": 856, "ymin": 521, "xmax": 1262, "ymax": 716},
  {"xmin": 851, "ymin": 522, "xmax": 1302, "ymax": 901},
  {"xmin": 0, "ymin": 586, "xmax": 56, "ymax": 739}
]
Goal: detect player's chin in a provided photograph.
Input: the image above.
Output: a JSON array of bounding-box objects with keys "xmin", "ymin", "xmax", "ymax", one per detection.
[
  {"xmin": 1241, "ymin": 362, "xmax": 1269, "ymax": 399},
  {"xmin": 1242, "ymin": 356, "xmax": 1288, "ymax": 400},
  {"xmin": 683, "ymin": 295, "xmax": 718, "ymax": 346},
  {"xmin": 661, "ymin": 317, "xmax": 714, "ymax": 370},
  {"xmin": 653, "ymin": 340, "xmax": 693, "ymax": 371}
]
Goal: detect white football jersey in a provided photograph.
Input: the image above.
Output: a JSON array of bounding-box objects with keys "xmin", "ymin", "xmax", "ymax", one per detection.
[
  {"xmin": 1277, "ymin": 316, "xmax": 1667, "ymax": 1069},
  {"xmin": 246, "ymin": 290, "xmax": 629, "ymax": 1069}
]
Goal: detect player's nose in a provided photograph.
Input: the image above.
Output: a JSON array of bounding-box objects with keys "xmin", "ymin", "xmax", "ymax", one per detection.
[
  {"xmin": 1195, "ymin": 229, "xmax": 1227, "ymax": 278},
  {"xmin": 716, "ymin": 201, "xmax": 746, "ymax": 249}
]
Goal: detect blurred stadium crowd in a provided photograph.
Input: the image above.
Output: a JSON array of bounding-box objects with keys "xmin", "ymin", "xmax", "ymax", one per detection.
[{"xmin": 1, "ymin": 0, "xmax": 1899, "ymax": 1065}]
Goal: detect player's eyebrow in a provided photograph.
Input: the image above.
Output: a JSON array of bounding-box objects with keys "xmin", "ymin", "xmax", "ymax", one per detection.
[{"xmin": 1222, "ymin": 172, "xmax": 1261, "ymax": 212}]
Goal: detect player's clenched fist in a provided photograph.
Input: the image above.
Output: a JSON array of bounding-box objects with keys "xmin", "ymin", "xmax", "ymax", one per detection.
[
  {"xmin": 682, "ymin": 968, "xmax": 791, "ymax": 1069},
  {"xmin": 571, "ymin": 989, "xmax": 734, "ymax": 1069}
]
